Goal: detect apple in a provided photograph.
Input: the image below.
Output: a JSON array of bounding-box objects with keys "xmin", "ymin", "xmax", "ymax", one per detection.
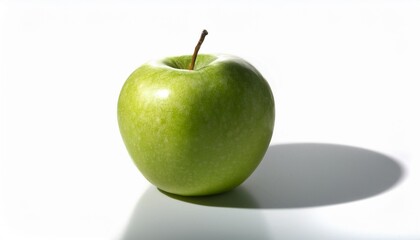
[{"xmin": 118, "ymin": 30, "xmax": 275, "ymax": 196}]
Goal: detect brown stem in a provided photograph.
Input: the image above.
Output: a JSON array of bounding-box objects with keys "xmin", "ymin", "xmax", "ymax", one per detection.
[{"xmin": 188, "ymin": 29, "xmax": 208, "ymax": 70}]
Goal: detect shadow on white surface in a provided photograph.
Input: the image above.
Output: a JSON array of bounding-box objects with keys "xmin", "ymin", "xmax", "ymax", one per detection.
[
  {"xmin": 121, "ymin": 143, "xmax": 404, "ymax": 239},
  {"xmin": 164, "ymin": 143, "xmax": 404, "ymax": 208},
  {"xmin": 121, "ymin": 186, "xmax": 269, "ymax": 240}
]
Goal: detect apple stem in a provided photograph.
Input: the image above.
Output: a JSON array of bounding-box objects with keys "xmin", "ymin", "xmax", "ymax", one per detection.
[{"xmin": 188, "ymin": 29, "xmax": 208, "ymax": 70}]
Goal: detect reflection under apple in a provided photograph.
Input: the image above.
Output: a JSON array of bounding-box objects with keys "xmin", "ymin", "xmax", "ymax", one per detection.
[{"xmin": 121, "ymin": 186, "xmax": 269, "ymax": 240}]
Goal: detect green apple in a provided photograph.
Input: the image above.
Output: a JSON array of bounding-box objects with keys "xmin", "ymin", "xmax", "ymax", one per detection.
[{"xmin": 118, "ymin": 31, "xmax": 274, "ymax": 196}]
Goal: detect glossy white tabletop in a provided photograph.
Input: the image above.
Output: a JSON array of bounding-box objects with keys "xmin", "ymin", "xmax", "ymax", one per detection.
[{"xmin": 1, "ymin": 1, "xmax": 420, "ymax": 239}]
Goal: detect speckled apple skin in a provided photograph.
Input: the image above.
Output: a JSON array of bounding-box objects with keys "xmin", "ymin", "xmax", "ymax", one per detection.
[{"xmin": 118, "ymin": 54, "xmax": 275, "ymax": 196}]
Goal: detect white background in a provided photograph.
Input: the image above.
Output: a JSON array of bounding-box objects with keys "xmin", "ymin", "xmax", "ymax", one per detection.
[{"xmin": 1, "ymin": 0, "xmax": 420, "ymax": 239}]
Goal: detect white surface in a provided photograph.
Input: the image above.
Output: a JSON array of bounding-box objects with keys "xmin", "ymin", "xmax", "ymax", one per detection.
[{"xmin": 1, "ymin": 0, "xmax": 420, "ymax": 239}]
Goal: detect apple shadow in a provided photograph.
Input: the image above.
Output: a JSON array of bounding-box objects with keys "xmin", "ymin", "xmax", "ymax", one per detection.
[{"xmin": 164, "ymin": 143, "xmax": 404, "ymax": 209}]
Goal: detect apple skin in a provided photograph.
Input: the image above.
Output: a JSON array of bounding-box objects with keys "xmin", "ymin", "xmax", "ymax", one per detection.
[{"xmin": 118, "ymin": 54, "xmax": 275, "ymax": 196}]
